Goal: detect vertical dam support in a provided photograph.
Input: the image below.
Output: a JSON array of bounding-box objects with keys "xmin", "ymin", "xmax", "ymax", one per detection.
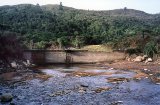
[{"xmin": 23, "ymin": 50, "xmax": 126, "ymax": 64}]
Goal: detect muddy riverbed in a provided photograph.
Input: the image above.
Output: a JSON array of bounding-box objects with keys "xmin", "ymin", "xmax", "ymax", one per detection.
[{"xmin": 0, "ymin": 64, "xmax": 160, "ymax": 105}]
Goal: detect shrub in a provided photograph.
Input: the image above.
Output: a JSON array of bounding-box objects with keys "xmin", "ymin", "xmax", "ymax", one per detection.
[
  {"xmin": 57, "ymin": 37, "xmax": 70, "ymax": 49},
  {"xmin": 72, "ymin": 36, "xmax": 84, "ymax": 49},
  {"xmin": 0, "ymin": 31, "xmax": 23, "ymax": 64},
  {"xmin": 143, "ymin": 41, "xmax": 158, "ymax": 58},
  {"xmin": 34, "ymin": 41, "xmax": 47, "ymax": 49}
]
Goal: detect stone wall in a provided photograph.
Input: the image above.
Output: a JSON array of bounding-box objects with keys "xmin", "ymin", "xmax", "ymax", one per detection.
[
  {"xmin": 45, "ymin": 51, "xmax": 66, "ymax": 63},
  {"xmin": 23, "ymin": 50, "xmax": 126, "ymax": 64},
  {"xmin": 70, "ymin": 52, "xmax": 125, "ymax": 63}
]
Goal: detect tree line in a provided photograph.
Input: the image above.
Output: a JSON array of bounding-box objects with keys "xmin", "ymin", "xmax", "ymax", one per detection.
[{"xmin": 0, "ymin": 4, "xmax": 160, "ymax": 50}]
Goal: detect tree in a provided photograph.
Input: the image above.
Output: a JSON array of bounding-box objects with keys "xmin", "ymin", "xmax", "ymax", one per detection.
[
  {"xmin": 36, "ymin": 3, "xmax": 40, "ymax": 6},
  {"xmin": 72, "ymin": 36, "xmax": 84, "ymax": 48},
  {"xmin": 59, "ymin": 2, "xmax": 63, "ymax": 10},
  {"xmin": 124, "ymin": 7, "xmax": 127, "ymax": 10},
  {"xmin": 0, "ymin": 32, "xmax": 24, "ymax": 65}
]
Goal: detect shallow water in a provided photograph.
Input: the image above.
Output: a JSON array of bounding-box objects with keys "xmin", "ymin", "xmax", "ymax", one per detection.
[{"xmin": 0, "ymin": 65, "xmax": 160, "ymax": 105}]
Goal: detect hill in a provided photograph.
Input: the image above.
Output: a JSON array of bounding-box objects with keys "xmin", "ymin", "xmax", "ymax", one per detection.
[{"xmin": 0, "ymin": 4, "xmax": 160, "ymax": 49}]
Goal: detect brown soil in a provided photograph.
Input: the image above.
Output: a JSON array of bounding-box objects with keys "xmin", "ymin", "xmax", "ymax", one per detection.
[
  {"xmin": 93, "ymin": 87, "xmax": 111, "ymax": 93},
  {"xmin": 66, "ymin": 71, "xmax": 118, "ymax": 77},
  {"xmin": 104, "ymin": 60, "xmax": 160, "ymax": 72},
  {"xmin": 104, "ymin": 60, "xmax": 160, "ymax": 83},
  {"xmin": 107, "ymin": 77, "xmax": 129, "ymax": 83},
  {"xmin": 34, "ymin": 74, "xmax": 52, "ymax": 81},
  {"xmin": 0, "ymin": 72, "xmax": 18, "ymax": 81},
  {"xmin": 66, "ymin": 71, "xmax": 98, "ymax": 77},
  {"xmin": 133, "ymin": 71, "xmax": 149, "ymax": 79}
]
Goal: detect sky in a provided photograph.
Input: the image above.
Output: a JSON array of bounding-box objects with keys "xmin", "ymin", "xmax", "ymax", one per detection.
[{"xmin": 0, "ymin": 0, "xmax": 160, "ymax": 14}]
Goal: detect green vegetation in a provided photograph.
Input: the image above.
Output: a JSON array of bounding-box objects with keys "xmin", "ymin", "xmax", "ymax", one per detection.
[
  {"xmin": 143, "ymin": 41, "xmax": 158, "ymax": 57},
  {"xmin": 0, "ymin": 3, "xmax": 160, "ymax": 53}
]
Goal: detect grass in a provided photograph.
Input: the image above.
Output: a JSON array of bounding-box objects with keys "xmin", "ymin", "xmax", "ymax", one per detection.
[{"xmin": 81, "ymin": 45, "xmax": 113, "ymax": 52}]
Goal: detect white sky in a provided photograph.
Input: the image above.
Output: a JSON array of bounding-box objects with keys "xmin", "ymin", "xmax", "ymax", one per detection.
[{"xmin": 0, "ymin": 0, "xmax": 160, "ymax": 14}]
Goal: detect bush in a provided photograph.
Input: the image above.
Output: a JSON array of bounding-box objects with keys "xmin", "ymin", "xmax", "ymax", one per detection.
[
  {"xmin": 57, "ymin": 37, "xmax": 70, "ymax": 49},
  {"xmin": 125, "ymin": 48, "xmax": 141, "ymax": 55},
  {"xmin": 34, "ymin": 41, "xmax": 47, "ymax": 49},
  {"xmin": 72, "ymin": 36, "xmax": 84, "ymax": 48},
  {"xmin": 143, "ymin": 41, "xmax": 158, "ymax": 57},
  {"xmin": 0, "ymin": 31, "xmax": 24, "ymax": 64}
]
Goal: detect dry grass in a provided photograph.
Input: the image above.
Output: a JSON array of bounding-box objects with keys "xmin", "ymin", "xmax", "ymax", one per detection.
[
  {"xmin": 81, "ymin": 45, "xmax": 113, "ymax": 52},
  {"xmin": 93, "ymin": 87, "xmax": 111, "ymax": 93},
  {"xmin": 150, "ymin": 77, "xmax": 160, "ymax": 84},
  {"xmin": 67, "ymin": 71, "xmax": 117, "ymax": 77},
  {"xmin": 22, "ymin": 73, "xmax": 52, "ymax": 81},
  {"xmin": 107, "ymin": 77, "xmax": 129, "ymax": 83},
  {"xmin": 133, "ymin": 71, "xmax": 149, "ymax": 79},
  {"xmin": 34, "ymin": 74, "xmax": 52, "ymax": 81},
  {"xmin": 67, "ymin": 71, "xmax": 98, "ymax": 77},
  {"xmin": 150, "ymin": 72, "xmax": 160, "ymax": 84}
]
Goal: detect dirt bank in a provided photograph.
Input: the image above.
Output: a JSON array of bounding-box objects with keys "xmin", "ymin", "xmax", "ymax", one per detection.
[{"xmin": 104, "ymin": 60, "xmax": 160, "ymax": 72}]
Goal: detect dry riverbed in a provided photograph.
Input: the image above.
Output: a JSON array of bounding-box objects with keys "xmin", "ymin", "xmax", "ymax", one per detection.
[{"xmin": 0, "ymin": 63, "xmax": 160, "ymax": 105}]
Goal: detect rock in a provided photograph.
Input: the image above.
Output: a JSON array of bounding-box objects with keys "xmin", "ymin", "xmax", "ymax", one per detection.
[
  {"xmin": 109, "ymin": 101, "xmax": 123, "ymax": 105},
  {"xmin": 129, "ymin": 54, "xmax": 137, "ymax": 61},
  {"xmin": 144, "ymin": 69, "xmax": 148, "ymax": 71},
  {"xmin": 10, "ymin": 62, "xmax": 17, "ymax": 68},
  {"xmin": 147, "ymin": 58, "xmax": 153, "ymax": 62},
  {"xmin": 23, "ymin": 61, "xmax": 28, "ymax": 66},
  {"xmin": 145, "ymin": 58, "xmax": 153, "ymax": 63},
  {"xmin": 145, "ymin": 60, "xmax": 148, "ymax": 64},
  {"xmin": 10, "ymin": 103, "xmax": 15, "ymax": 105},
  {"xmin": 80, "ymin": 84, "xmax": 89, "ymax": 88},
  {"xmin": 126, "ymin": 57, "xmax": 131, "ymax": 61},
  {"xmin": 27, "ymin": 60, "xmax": 31, "ymax": 65},
  {"xmin": 109, "ymin": 68, "xmax": 114, "ymax": 70},
  {"xmin": 17, "ymin": 95, "xmax": 25, "ymax": 100},
  {"xmin": 49, "ymin": 90, "xmax": 71, "ymax": 97},
  {"xmin": 0, "ymin": 93, "xmax": 13, "ymax": 103},
  {"xmin": 23, "ymin": 60, "xmax": 31, "ymax": 67},
  {"xmin": 78, "ymin": 87, "xmax": 86, "ymax": 93},
  {"xmin": 94, "ymin": 87, "xmax": 111, "ymax": 93},
  {"xmin": 143, "ymin": 55, "xmax": 148, "ymax": 59},
  {"xmin": 133, "ymin": 56, "xmax": 143, "ymax": 62},
  {"xmin": 156, "ymin": 83, "xmax": 160, "ymax": 85}
]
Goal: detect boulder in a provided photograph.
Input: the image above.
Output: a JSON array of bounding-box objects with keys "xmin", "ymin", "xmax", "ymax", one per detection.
[
  {"xmin": 147, "ymin": 58, "xmax": 153, "ymax": 62},
  {"xmin": 0, "ymin": 93, "xmax": 13, "ymax": 103},
  {"xmin": 145, "ymin": 58, "xmax": 153, "ymax": 63},
  {"xmin": 133, "ymin": 56, "xmax": 144, "ymax": 62},
  {"xmin": 23, "ymin": 60, "xmax": 31, "ymax": 67},
  {"xmin": 27, "ymin": 60, "xmax": 31, "ymax": 65},
  {"xmin": 142, "ymin": 55, "xmax": 148, "ymax": 60},
  {"xmin": 10, "ymin": 62, "xmax": 17, "ymax": 68}
]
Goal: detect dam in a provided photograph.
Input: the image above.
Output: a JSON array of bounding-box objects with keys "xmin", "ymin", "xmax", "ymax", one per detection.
[{"xmin": 23, "ymin": 50, "xmax": 126, "ymax": 64}]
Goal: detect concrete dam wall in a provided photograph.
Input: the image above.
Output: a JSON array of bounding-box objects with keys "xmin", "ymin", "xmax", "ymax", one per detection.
[{"xmin": 23, "ymin": 50, "xmax": 126, "ymax": 64}]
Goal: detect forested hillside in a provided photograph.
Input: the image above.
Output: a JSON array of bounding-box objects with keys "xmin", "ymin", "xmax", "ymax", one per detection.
[{"xmin": 0, "ymin": 4, "xmax": 160, "ymax": 50}]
